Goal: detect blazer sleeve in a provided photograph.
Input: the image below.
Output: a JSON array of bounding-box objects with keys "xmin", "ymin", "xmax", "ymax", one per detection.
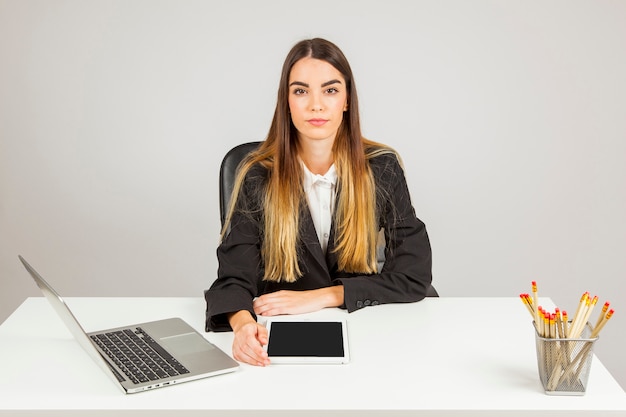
[
  {"xmin": 334, "ymin": 153, "xmax": 433, "ymax": 313},
  {"xmin": 204, "ymin": 167, "xmax": 266, "ymax": 332}
]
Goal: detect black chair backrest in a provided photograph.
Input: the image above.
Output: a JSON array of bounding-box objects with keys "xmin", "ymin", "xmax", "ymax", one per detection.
[
  {"xmin": 219, "ymin": 141, "xmax": 262, "ymax": 228},
  {"xmin": 218, "ymin": 141, "xmax": 438, "ymax": 297}
]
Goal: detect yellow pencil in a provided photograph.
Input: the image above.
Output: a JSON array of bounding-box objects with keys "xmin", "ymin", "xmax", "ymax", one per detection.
[
  {"xmin": 532, "ymin": 281, "xmax": 540, "ymax": 328},
  {"xmin": 549, "ymin": 313, "xmax": 556, "ymax": 339},
  {"xmin": 520, "ymin": 294, "xmax": 535, "ymax": 318},
  {"xmin": 594, "ymin": 301, "xmax": 610, "ymax": 331},
  {"xmin": 581, "ymin": 295, "xmax": 599, "ymax": 334},
  {"xmin": 555, "ymin": 308, "xmax": 564, "ymax": 339},
  {"xmin": 571, "ymin": 295, "xmax": 597, "ymax": 338},
  {"xmin": 570, "ymin": 292, "xmax": 590, "ymax": 338},
  {"xmin": 591, "ymin": 309, "xmax": 615, "ymax": 338},
  {"xmin": 537, "ymin": 307, "xmax": 545, "ymax": 337}
]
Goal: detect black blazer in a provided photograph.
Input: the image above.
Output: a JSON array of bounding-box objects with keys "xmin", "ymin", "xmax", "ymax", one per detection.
[{"xmin": 205, "ymin": 152, "xmax": 432, "ymax": 332}]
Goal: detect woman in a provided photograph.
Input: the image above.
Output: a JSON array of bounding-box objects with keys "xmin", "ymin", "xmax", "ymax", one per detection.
[{"xmin": 205, "ymin": 38, "xmax": 432, "ymax": 366}]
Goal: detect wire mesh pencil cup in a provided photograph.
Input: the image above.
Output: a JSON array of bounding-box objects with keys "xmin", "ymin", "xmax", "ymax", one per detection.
[{"xmin": 534, "ymin": 322, "xmax": 598, "ymax": 395}]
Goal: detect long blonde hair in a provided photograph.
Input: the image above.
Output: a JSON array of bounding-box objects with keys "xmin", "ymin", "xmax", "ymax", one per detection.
[{"xmin": 222, "ymin": 39, "xmax": 394, "ymax": 282}]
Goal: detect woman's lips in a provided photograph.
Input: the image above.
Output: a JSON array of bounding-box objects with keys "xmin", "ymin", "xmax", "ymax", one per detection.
[{"xmin": 307, "ymin": 119, "xmax": 328, "ymax": 126}]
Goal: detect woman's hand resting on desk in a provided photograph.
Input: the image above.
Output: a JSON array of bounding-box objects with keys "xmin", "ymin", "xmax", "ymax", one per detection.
[
  {"xmin": 228, "ymin": 311, "xmax": 270, "ymax": 367},
  {"xmin": 253, "ymin": 286, "xmax": 345, "ymax": 317}
]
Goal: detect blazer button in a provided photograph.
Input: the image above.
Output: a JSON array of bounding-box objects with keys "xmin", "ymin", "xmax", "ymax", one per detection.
[
  {"xmin": 371, "ymin": 300, "xmax": 379, "ymax": 306},
  {"xmin": 356, "ymin": 300, "xmax": 364, "ymax": 309},
  {"xmin": 364, "ymin": 299, "xmax": 371, "ymax": 306}
]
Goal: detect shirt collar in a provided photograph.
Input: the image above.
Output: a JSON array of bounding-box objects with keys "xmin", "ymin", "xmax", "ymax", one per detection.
[{"xmin": 302, "ymin": 161, "xmax": 337, "ymax": 192}]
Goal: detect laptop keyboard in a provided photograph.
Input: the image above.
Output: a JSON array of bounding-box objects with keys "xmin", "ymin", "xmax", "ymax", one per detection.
[{"xmin": 90, "ymin": 328, "xmax": 190, "ymax": 384}]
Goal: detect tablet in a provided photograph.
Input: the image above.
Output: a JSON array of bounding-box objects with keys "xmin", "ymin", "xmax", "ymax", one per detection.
[{"xmin": 264, "ymin": 318, "xmax": 350, "ymax": 364}]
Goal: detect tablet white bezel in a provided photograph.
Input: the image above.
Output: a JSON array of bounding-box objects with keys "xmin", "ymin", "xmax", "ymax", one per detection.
[{"xmin": 263, "ymin": 318, "xmax": 350, "ymax": 364}]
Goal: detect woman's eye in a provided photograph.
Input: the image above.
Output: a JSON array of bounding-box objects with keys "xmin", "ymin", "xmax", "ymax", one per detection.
[
  {"xmin": 293, "ymin": 88, "xmax": 306, "ymax": 95},
  {"xmin": 325, "ymin": 87, "xmax": 338, "ymax": 94}
]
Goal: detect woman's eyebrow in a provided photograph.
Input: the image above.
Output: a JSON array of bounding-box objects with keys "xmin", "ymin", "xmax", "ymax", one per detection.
[
  {"xmin": 288, "ymin": 79, "xmax": 343, "ymax": 88},
  {"xmin": 321, "ymin": 79, "xmax": 342, "ymax": 87}
]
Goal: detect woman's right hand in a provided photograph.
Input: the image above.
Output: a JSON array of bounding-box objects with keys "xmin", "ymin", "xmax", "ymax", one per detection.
[{"xmin": 228, "ymin": 310, "xmax": 270, "ymax": 367}]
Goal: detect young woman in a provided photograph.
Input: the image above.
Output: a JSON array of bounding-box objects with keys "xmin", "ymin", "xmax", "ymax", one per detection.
[{"xmin": 205, "ymin": 38, "xmax": 432, "ymax": 366}]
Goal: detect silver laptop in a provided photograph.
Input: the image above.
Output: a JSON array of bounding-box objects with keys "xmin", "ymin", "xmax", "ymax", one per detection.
[{"xmin": 18, "ymin": 255, "xmax": 239, "ymax": 394}]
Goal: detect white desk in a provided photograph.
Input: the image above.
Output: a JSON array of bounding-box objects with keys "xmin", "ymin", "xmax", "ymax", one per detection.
[{"xmin": 0, "ymin": 297, "xmax": 624, "ymax": 416}]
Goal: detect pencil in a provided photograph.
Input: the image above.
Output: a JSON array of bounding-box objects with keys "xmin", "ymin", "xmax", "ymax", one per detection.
[
  {"xmin": 591, "ymin": 309, "xmax": 615, "ymax": 338},
  {"xmin": 570, "ymin": 292, "xmax": 590, "ymax": 338},
  {"xmin": 571, "ymin": 295, "xmax": 597, "ymax": 339},
  {"xmin": 520, "ymin": 294, "xmax": 535, "ymax": 318},
  {"xmin": 580, "ymin": 295, "xmax": 599, "ymax": 335},
  {"xmin": 535, "ymin": 303, "xmax": 543, "ymax": 336},
  {"xmin": 549, "ymin": 313, "xmax": 556, "ymax": 339},
  {"xmin": 555, "ymin": 308, "xmax": 564, "ymax": 339},
  {"xmin": 593, "ymin": 301, "xmax": 610, "ymax": 331},
  {"xmin": 532, "ymin": 281, "xmax": 540, "ymax": 328}
]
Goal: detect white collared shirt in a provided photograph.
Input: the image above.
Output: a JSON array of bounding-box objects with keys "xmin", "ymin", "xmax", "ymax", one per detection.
[{"xmin": 302, "ymin": 162, "xmax": 337, "ymax": 253}]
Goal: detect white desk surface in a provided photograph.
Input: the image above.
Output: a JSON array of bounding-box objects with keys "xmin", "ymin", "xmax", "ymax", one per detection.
[{"xmin": 0, "ymin": 297, "xmax": 624, "ymax": 416}]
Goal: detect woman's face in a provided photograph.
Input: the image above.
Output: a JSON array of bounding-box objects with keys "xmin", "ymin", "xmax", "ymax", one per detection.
[{"xmin": 288, "ymin": 57, "xmax": 348, "ymax": 144}]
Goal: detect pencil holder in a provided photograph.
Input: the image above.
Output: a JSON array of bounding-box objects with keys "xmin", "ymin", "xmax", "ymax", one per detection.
[{"xmin": 534, "ymin": 322, "xmax": 598, "ymax": 395}]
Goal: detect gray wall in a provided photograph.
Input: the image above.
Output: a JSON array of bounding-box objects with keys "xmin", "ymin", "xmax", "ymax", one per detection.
[{"xmin": 1, "ymin": 0, "xmax": 624, "ymax": 390}]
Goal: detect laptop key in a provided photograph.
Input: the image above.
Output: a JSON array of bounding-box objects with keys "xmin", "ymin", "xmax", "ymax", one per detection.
[{"xmin": 91, "ymin": 328, "xmax": 190, "ymax": 384}]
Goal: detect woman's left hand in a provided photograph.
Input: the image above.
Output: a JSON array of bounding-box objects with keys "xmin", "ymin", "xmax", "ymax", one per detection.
[{"xmin": 253, "ymin": 286, "xmax": 344, "ymax": 316}]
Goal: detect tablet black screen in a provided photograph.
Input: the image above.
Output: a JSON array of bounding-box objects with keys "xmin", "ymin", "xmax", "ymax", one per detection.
[{"xmin": 267, "ymin": 321, "xmax": 344, "ymax": 357}]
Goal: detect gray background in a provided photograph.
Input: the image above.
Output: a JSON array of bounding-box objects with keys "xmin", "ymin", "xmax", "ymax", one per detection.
[{"xmin": 1, "ymin": 0, "xmax": 624, "ymax": 390}]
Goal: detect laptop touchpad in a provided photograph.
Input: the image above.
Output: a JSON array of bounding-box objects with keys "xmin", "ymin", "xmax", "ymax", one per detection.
[{"xmin": 160, "ymin": 332, "xmax": 214, "ymax": 355}]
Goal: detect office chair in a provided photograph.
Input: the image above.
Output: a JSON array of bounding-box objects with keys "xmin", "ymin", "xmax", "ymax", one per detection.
[
  {"xmin": 219, "ymin": 142, "xmax": 262, "ymax": 228},
  {"xmin": 219, "ymin": 141, "xmax": 438, "ymax": 297}
]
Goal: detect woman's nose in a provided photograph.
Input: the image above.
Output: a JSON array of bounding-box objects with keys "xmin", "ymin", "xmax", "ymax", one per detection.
[{"xmin": 310, "ymin": 93, "xmax": 323, "ymax": 112}]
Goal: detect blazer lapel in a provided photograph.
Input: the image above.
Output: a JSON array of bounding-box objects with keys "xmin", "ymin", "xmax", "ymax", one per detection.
[{"xmin": 325, "ymin": 222, "xmax": 338, "ymax": 272}]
